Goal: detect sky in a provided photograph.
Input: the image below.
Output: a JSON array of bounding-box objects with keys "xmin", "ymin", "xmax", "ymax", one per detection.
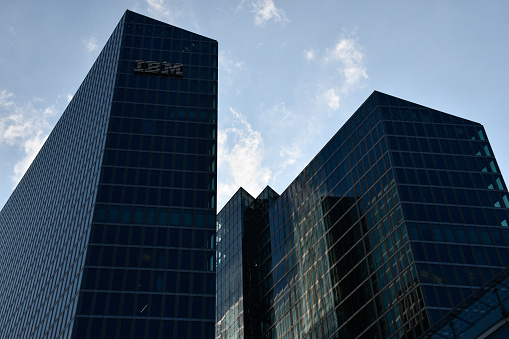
[{"xmin": 1, "ymin": 1, "xmax": 509, "ymax": 211}]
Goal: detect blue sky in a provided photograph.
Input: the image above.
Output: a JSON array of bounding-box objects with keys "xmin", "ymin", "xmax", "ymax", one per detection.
[{"xmin": 1, "ymin": 0, "xmax": 509, "ymax": 210}]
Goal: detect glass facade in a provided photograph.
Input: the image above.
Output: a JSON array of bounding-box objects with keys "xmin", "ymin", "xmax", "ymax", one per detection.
[
  {"xmin": 216, "ymin": 91, "xmax": 509, "ymax": 338},
  {"xmin": 423, "ymin": 266, "xmax": 509, "ymax": 338},
  {"xmin": 0, "ymin": 10, "xmax": 217, "ymax": 339},
  {"xmin": 383, "ymin": 92, "xmax": 509, "ymax": 330},
  {"xmin": 216, "ymin": 188, "xmax": 255, "ymax": 339}
]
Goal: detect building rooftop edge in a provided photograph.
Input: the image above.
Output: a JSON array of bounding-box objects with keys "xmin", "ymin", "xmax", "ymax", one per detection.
[{"xmin": 124, "ymin": 9, "xmax": 218, "ymax": 43}]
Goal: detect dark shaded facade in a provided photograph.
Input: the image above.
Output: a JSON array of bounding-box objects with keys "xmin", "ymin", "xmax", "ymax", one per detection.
[
  {"xmin": 216, "ymin": 91, "xmax": 509, "ymax": 338},
  {"xmin": 0, "ymin": 10, "xmax": 217, "ymax": 339},
  {"xmin": 423, "ymin": 266, "xmax": 509, "ymax": 338}
]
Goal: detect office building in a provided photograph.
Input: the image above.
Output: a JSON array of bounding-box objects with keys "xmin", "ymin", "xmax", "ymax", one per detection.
[
  {"xmin": 216, "ymin": 91, "xmax": 509, "ymax": 338},
  {"xmin": 0, "ymin": 10, "xmax": 217, "ymax": 339}
]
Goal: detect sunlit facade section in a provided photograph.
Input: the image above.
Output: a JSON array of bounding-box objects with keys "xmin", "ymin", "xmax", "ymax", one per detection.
[{"xmin": 216, "ymin": 188, "xmax": 254, "ymax": 339}]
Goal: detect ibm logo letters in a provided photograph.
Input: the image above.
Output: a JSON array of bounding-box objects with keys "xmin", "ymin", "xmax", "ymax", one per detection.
[{"xmin": 134, "ymin": 60, "xmax": 183, "ymax": 77}]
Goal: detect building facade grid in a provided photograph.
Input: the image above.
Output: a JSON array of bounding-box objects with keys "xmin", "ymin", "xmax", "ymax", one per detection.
[
  {"xmin": 0, "ymin": 14, "xmax": 124, "ymax": 339},
  {"xmin": 216, "ymin": 188, "xmax": 255, "ymax": 339},
  {"xmin": 217, "ymin": 91, "xmax": 509, "ymax": 339},
  {"xmin": 0, "ymin": 10, "xmax": 218, "ymax": 339}
]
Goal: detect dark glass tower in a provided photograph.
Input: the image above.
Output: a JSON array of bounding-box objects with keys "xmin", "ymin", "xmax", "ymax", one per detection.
[
  {"xmin": 217, "ymin": 91, "xmax": 509, "ymax": 338},
  {"xmin": 0, "ymin": 10, "xmax": 217, "ymax": 339},
  {"xmin": 216, "ymin": 188, "xmax": 254, "ymax": 338}
]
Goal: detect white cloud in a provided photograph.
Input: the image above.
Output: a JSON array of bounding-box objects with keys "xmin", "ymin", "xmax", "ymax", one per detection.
[
  {"xmin": 217, "ymin": 34, "xmax": 367, "ymax": 208},
  {"xmin": 83, "ymin": 36, "xmax": 98, "ymax": 53},
  {"xmin": 325, "ymin": 37, "xmax": 368, "ymax": 91},
  {"xmin": 12, "ymin": 132, "xmax": 48, "ymax": 184},
  {"xmin": 249, "ymin": 0, "xmax": 289, "ymax": 26},
  {"xmin": 58, "ymin": 92, "xmax": 74, "ymax": 103},
  {"xmin": 323, "ymin": 88, "xmax": 340, "ymax": 110},
  {"xmin": 313, "ymin": 35, "xmax": 368, "ymax": 111},
  {"xmin": 146, "ymin": 0, "xmax": 183, "ymax": 23},
  {"xmin": 0, "ymin": 90, "xmax": 57, "ymax": 187},
  {"xmin": 258, "ymin": 101, "xmax": 315, "ymax": 184},
  {"xmin": 218, "ymin": 107, "xmax": 271, "ymax": 208},
  {"xmin": 270, "ymin": 144, "xmax": 302, "ymax": 182},
  {"xmin": 303, "ymin": 49, "xmax": 316, "ymax": 61},
  {"xmin": 279, "ymin": 146, "xmax": 300, "ymax": 167},
  {"xmin": 219, "ymin": 51, "xmax": 247, "ymax": 89},
  {"xmin": 263, "ymin": 101, "xmax": 292, "ymax": 121},
  {"xmin": 146, "ymin": 0, "xmax": 167, "ymax": 13}
]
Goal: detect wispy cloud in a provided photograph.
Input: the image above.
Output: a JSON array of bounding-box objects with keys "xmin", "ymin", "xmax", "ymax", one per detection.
[
  {"xmin": 12, "ymin": 131, "xmax": 49, "ymax": 184},
  {"xmin": 58, "ymin": 92, "xmax": 74, "ymax": 103},
  {"xmin": 313, "ymin": 34, "xmax": 368, "ymax": 111},
  {"xmin": 279, "ymin": 146, "xmax": 300, "ymax": 167},
  {"xmin": 83, "ymin": 36, "xmax": 98, "ymax": 53},
  {"xmin": 146, "ymin": 0, "xmax": 180, "ymax": 22},
  {"xmin": 0, "ymin": 91, "xmax": 58, "ymax": 186},
  {"xmin": 218, "ymin": 51, "xmax": 247, "ymax": 88},
  {"xmin": 260, "ymin": 101, "xmax": 295, "ymax": 131},
  {"xmin": 325, "ymin": 36, "xmax": 368, "ymax": 91},
  {"xmin": 218, "ymin": 107, "xmax": 271, "ymax": 208},
  {"xmin": 257, "ymin": 101, "xmax": 309, "ymax": 183},
  {"xmin": 271, "ymin": 144, "xmax": 301, "ymax": 182},
  {"xmin": 146, "ymin": 0, "xmax": 167, "ymax": 13},
  {"xmin": 303, "ymin": 48, "xmax": 316, "ymax": 61},
  {"xmin": 238, "ymin": 0, "xmax": 289, "ymax": 26},
  {"xmin": 322, "ymin": 88, "xmax": 340, "ymax": 110}
]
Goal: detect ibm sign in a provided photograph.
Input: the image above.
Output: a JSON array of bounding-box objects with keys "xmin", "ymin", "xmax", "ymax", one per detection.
[{"xmin": 134, "ymin": 60, "xmax": 183, "ymax": 77}]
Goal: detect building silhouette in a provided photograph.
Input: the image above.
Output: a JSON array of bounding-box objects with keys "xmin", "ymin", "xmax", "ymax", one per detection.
[
  {"xmin": 0, "ymin": 10, "xmax": 217, "ymax": 339},
  {"xmin": 216, "ymin": 91, "xmax": 509, "ymax": 338}
]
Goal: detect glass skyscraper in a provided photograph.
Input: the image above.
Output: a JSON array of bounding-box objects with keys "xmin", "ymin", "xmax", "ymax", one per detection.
[
  {"xmin": 0, "ymin": 10, "xmax": 217, "ymax": 339},
  {"xmin": 216, "ymin": 91, "xmax": 509, "ymax": 338}
]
